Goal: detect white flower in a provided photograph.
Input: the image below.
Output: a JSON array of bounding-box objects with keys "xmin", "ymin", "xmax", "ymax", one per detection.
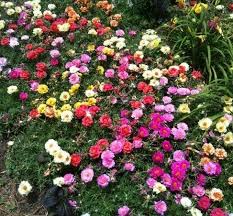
[
  {"xmin": 45, "ymin": 139, "xmax": 61, "ymax": 156},
  {"xmin": 152, "ymin": 68, "xmax": 163, "ymax": 78},
  {"xmin": 190, "ymin": 207, "xmax": 203, "ymax": 216},
  {"xmin": 69, "ymin": 66, "xmax": 79, "ymax": 74},
  {"xmin": 15, "ymin": 6, "xmax": 22, "ymax": 13},
  {"xmin": 88, "ymin": 29, "xmax": 97, "ymax": 35},
  {"xmin": 230, "ymin": 14, "xmax": 233, "ymax": 19},
  {"xmin": 5, "ymin": 2, "xmax": 14, "ymax": 8},
  {"xmin": 216, "ymin": 5, "xmax": 224, "ymax": 10},
  {"xmin": 198, "ymin": 118, "xmax": 213, "ymax": 130},
  {"xmin": 7, "ymin": 85, "xmax": 18, "ymax": 94},
  {"xmin": 18, "ymin": 181, "xmax": 32, "ymax": 196},
  {"xmin": 60, "ymin": 91, "xmax": 70, "ymax": 101},
  {"xmin": 48, "ymin": 4, "xmax": 56, "ymax": 10},
  {"xmin": 143, "ymin": 70, "xmax": 154, "ymax": 80},
  {"xmin": 180, "ymin": 197, "xmax": 192, "ymax": 208},
  {"xmin": 61, "ymin": 110, "xmax": 73, "ymax": 123},
  {"xmin": 149, "ymin": 79, "xmax": 160, "ymax": 87},
  {"xmin": 21, "ymin": 35, "xmax": 30, "ymax": 40},
  {"xmin": 116, "ymin": 41, "xmax": 126, "ymax": 50},
  {"xmin": 53, "ymin": 177, "xmax": 64, "ymax": 187},
  {"xmin": 128, "ymin": 64, "xmax": 139, "ymax": 72},
  {"xmin": 33, "ymin": 28, "xmax": 43, "ymax": 36},
  {"xmin": 6, "ymin": 8, "xmax": 15, "ymax": 15},
  {"xmin": 160, "ymin": 45, "xmax": 171, "ymax": 54},
  {"xmin": 81, "ymin": 214, "xmax": 91, "ymax": 216},
  {"xmin": 85, "ymin": 89, "xmax": 97, "ymax": 98},
  {"xmin": 7, "ymin": 141, "xmax": 14, "ymax": 146}
]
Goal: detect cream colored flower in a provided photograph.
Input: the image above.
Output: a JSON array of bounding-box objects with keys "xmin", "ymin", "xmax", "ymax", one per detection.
[
  {"xmin": 215, "ymin": 122, "xmax": 227, "ymax": 133},
  {"xmin": 215, "ymin": 148, "xmax": 227, "ymax": 160},
  {"xmin": 61, "ymin": 110, "xmax": 73, "ymax": 123},
  {"xmin": 228, "ymin": 177, "xmax": 233, "ymax": 186},
  {"xmin": 18, "ymin": 181, "xmax": 32, "ymax": 196},
  {"xmin": 7, "ymin": 85, "xmax": 18, "ymax": 94},
  {"xmin": 202, "ymin": 143, "xmax": 215, "ymax": 156},
  {"xmin": 60, "ymin": 91, "xmax": 70, "ymax": 101},
  {"xmin": 45, "ymin": 139, "xmax": 61, "ymax": 156},
  {"xmin": 153, "ymin": 182, "xmax": 166, "ymax": 194},
  {"xmin": 209, "ymin": 188, "xmax": 224, "ymax": 202},
  {"xmin": 223, "ymin": 132, "xmax": 233, "ymax": 147},
  {"xmin": 198, "ymin": 118, "xmax": 213, "ymax": 130},
  {"xmin": 53, "ymin": 149, "xmax": 70, "ymax": 164},
  {"xmin": 57, "ymin": 23, "xmax": 70, "ymax": 32}
]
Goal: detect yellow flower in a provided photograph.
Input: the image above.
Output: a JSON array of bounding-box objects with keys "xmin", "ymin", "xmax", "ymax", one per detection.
[
  {"xmin": 60, "ymin": 91, "xmax": 70, "ymax": 101},
  {"xmin": 62, "ymin": 71, "xmax": 69, "ymax": 80},
  {"xmin": 223, "ymin": 96, "xmax": 233, "ymax": 105},
  {"xmin": 69, "ymin": 84, "xmax": 80, "ymax": 95},
  {"xmin": 74, "ymin": 102, "xmax": 82, "ymax": 108},
  {"xmin": 46, "ymin": 97, "xmax": 56, "ymax": 106},
  {"xmin": 103, "ymin": 47, "xmax": 114, "ymax": 56},
  {"xmin": 66, "ymin": 49, "xmax": 76, "ymax": 57},
  {"xmin": 38, "ymin": 104, "xmax": 47, "ymax": 113},
  {"xmin": 215, "ymin": 122, "xmax": 227, "ymax": 133},
  {"xmin": 223, "ymin": 132, "xmax": 233, "ymax": 147},
  {"xmin": 54, "ymin": 109, "xmax": 61, "ymax": 118},
  {"xmin": 87, "ymin": 85, "xmax": 94, "ymax": 90},
  {"xmin": 87, "ymin": 98, "xmax": 97, "ymax": 106},
  {"xmin": 97, "ymin": 66, "xmax": 104, "ymax": 75},
  {"xmin": 37, "ymin": 84, "xmax": 49, "ymax": 94},
  {"xmin": 177, "ymin": 104, "xmax": 191, "ymax": 113},
  {"xmin": 148, "ymin": 39, "xmax": 160, "ymax": 49},
  {"xmin": 61, "ymin": 104, "xmax": 72, "ymax": 111},
  {"xmin": 193, "ymin": 3, "xmax": 208, "ymax": 14},
  {"xmin": 87, "ymin": 44, "xmax": 95, "ymax": 52}
]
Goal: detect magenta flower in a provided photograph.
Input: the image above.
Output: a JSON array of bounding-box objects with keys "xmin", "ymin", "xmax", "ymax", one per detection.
[
  {"xmin": 110, "ymin": 140, "xmax": 123, "ymax": 154},
  {"xmin": 80, "ymin": 54, "xmax": 91, "ymax": 63},
  {"xmin": 19, "ymin": 92, "xmax": 28, "ymax": 101},
  {"xmin": 192, "ymin": 185, "xmax": 205, "ymax": 197},
  {"xmin": 64, "ymin": 174, "xmax": 75, "ymax": 185},
  {"xmin": 146, "ymin": 177, "xmax": 156, "ymax": 189},
  {"xmin": 124, "ymin": 162, "xmax": 135, "ymax": 172}
]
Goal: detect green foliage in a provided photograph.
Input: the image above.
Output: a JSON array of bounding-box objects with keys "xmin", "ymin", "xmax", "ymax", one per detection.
[{"xmin": 165, "ymin": 6, "xmax": 233, "ymax": 82}]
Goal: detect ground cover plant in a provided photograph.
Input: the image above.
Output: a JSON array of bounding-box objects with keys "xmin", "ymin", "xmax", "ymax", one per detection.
[{"xmin": 0, "ymin": 0, "xmax": 233, "ymax": 216}]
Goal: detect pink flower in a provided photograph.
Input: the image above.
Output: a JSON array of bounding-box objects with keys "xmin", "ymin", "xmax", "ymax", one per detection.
[
  {"xmin": 164, "ymin": 104, "xmax": 175, "ymax": 113},
  {"xmin": 64, "ymin": 174, "xmax": 75, "ymax": 185},
  {"xmin": 116, "ymin": 29, "xmax": 125, "ymax": 37},
  {"xmin": 110, "ymin": 140, "xmax": 123, "ymax": 154},
  {"xmin": 80, "ymin": 54, "xmax": 91, "ymax": 63},
  {"xmin": 152, "ymin": 151, "xmax": 164, "ymax": 164},
  {"xmin": 105, "ymin": 69, "xmax": 115, "ymax": 78},
  {"xmin": 161, "ymin": 173, "xmax": 172, "ymax": 186},
  {"xmin": 131, "ymin": 108, "xmax": 143, "ymax": 120},
  {"xmin": 69, "ymin": 73, "xmax": 80, "ymax": 85},
  {"xmin": 177, "ymin": 122, "xmax": 189, "ymax": 131},
  {"xmin": 81, "ymin": 167, "xmax": 94, "ymax": 183},
  {"xmin": 124, "ymin": 162, "xmax": 135, "ymax": 172},
  {"xmin": 102, "ymin": 158, "xmax": 115, "ymax": 169},
  {"xmin": 79, "ymin": 65, "xmax": 89, "ymax": 73},
  {"xmin": 192, "ymin": 185, "xmax": 205, "ymax": 197},
  {"xmin": 50, "ymin": 49, "xmax": 60, "ymax": 58},
  {"xmin": 154, "ymin": 201, "xmax": 167, "ymax": 215},
  {"xmin": 159, "ymin": 77, "xmax": 168, "ymax": 86},
  {"xmin": 118, "ymin": 206, "xmax": 130, "ymax": 216},
  {"xmin": 97, "ymin": 174, "xmax": 110, "ymax": 188},
  {"xmin": 137, "ymin": 127, "xmax": 149, "ymax": 138},
  {"xmin": 162, "ymin": 96, "xmax": 172, "ymax": 104},
  {"xmin": 133, "ymin": 137, "xmax": 143, "ymax": 148},
  {"xmin": 173, "ymin": 150, "xmax": 186, "ymax": 162},
  {"xmin": 146, "ymin": 178, "xmax": 156, "ymax": 188},
  {"xmin": 171, "ymin": 128, "xmax": 186, "ymax": 140}
]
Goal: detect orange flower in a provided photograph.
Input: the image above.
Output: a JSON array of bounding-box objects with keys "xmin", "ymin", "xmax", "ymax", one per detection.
[
  {"xmin": 45, "ymin": 107, "xmax": 55, "ymax": 118},
  {"xmin": 202, "ymin": 143, "xmax": 215, "ymax": 156},
  {"xmin": 215, "ymin": 148, "xmax": 227, "ymax": 160}
]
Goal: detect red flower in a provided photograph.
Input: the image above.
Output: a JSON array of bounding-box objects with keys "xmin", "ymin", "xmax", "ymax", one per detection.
[
  {"xmin": 130, "ymin": 100, "xmax": 142, "ymax": 109},
  {"xmin": 179, "ymin": 65, "xmax": 186, "ymax": 74},
  {"xmin": 29, "ymin": 109, "xmax": 40, "ymax": 119},
  {"xmin": 8, "ymin": 24, "xmax": 17, "ymax": 30},
  {"xmin": 197, "ymin": 196, "xmax": 211, "ymax": 211},
  {"xmin": 142, "ymin": 85, "xmax": 153, "ymax": 94},
  {"xmin": 26, "ymin": 50, "xmax": 38, "ymax": 60},
  {"xmin": 0, "ymin": 37, "xmax": 10, "ymax": 46},
  {"xmin": 228, "ymin": 3, "xmax": 233, "ymax": 11},
  {"xmin": 36, "ymin": 62, "xmax": 47, "ymax": 71},
  {"xmin": 168, "ymin": 67, "xmax": 179, "ymax": 77},
  {"xmin": 142, "ymin": 95, "xmax": 155, "ymax": 105},
  {"xmin": 118, "ymin": 124, "xmax": 132, "ymax": 137},
  {"xmin": 89, "ymin": 145, "xmax": 101, "ymax": 159},
  {"xmin": 36, "ymin": 70, "xmax": 47, "ymax": 79},
  {"xmin": 191, "ymin": 70, "xmax": 202, "ymax": 80},
  {"xmin": 35, "ymin": 19, "xmax": 44, "ymax": 27},
  {"xmin": 75, "ymin": 106, "xmax": 87, "ymax": 119},
  {"xmin": 44, "ymin": 14, "xmax": 53, "ymax": 21},
  {"xmin": 69, "ymin": 23, "xmax": 78, "ymax": 31},
  {"xmin": 88, "ymin": 105, "xmax": 100, "ymax": 116},
  {"xmin": 79, "ymin": 18, "xmax": 88, "ymax": 27},
  {"xmin": 103, "ymin": 83, "xmax": 113, "ymax": 92},
  {"xmin": 99, "ymin": 114, "xmax": 112, "ymax": 128},
  {"xmin": 137, "ymin": 81, "xmax": 147, "ymax": 91},
  {"xmin": 20, "ymin": 70, "xmax": 30, "ymax": 80},
  {"xmin": 35, "ymin": 47, "xmax": 45, "ymax": 54},
  {"xmin": 210, "ymin": 208, "xmax": 227, "ymax": 216},
  {"xmin": 25, "ymin": 44, "xmax": 33, "ymax": 50},
  {"xmin": 123, "ymin": 141, "xmax": 133, "ymax": 154},
  {"xmin": 96, "ymin": 139, "xmax": 109, "ymax": 150},
  {"xmin": 82, "ymin": 116, "xmax": 94, "ymax": 127},
  {"xmin": 71, "ymin": 153, "xmax": 81, "ymax": 167}
]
